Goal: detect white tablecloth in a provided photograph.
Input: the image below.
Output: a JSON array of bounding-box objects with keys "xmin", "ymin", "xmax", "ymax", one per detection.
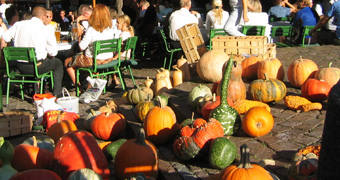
[{"xmin": 57, "ymin": 42, "xmax": 72, "ymax": 51}]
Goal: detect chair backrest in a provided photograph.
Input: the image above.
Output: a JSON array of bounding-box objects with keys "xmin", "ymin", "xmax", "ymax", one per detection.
[
  {"xmin": 242, "ymin": 25, "xmax": 266, "ymax": 36},
  {"xmin": 93, "ymin": 38, "xmax": 122, "ymax": 71},
  {"xmin": 124, "ymin": 36, "xmax": 138, "ymax": 60},
  {"xmin": 301, "ymin": 25, "xmax": 315, "ymax": 46},
  {"xmin": 270, "ymin": 25, "xmax": 293, "ymax": 38},
  {"xmin": 159, "ymin": 29, "xmax": 172, "ymax": 52},
  {"xmin": 3, "ymin": 47, "xmax": 40, "ymax": 78},
  {"xmin": 209, "ymin": 29, "xmax": 227, "ymax": 50},
  {"xmin": 269, "ymin": 16, "xmax": 292, "ymax": 23}
]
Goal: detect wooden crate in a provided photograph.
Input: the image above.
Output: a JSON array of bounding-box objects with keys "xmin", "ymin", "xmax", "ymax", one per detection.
[
  {"xmin": 211, "ymin": 36, "xmax": 268, "ymax": 55},
  {"xmin": 176, "ymin": 23, "xmax": 206, "ymax": 63},
  {"xmin": 0, "ymin": 111, "xmax": 33, "ymax": 137}
]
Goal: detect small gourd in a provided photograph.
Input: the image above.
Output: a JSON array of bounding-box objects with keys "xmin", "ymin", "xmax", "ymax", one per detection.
[
  {"xmin": 188, "ymin": 84, "xmax": 212, "ymax": 109},
  {"xmin": 98, "ymin": 100, "xmax": 118, "ymax": 113},
  {"xmin": 177, "ymin": 55, "xmax": 191, "ymax": 81},
  {"xmin": 208, "ymin": 137, "xmax": 237, "ymax": 169},
  {"xmin": 144, "ymin": 76, "xmax": 154, "ymax": 89},
  {"xmin": 135, "ymin": 94, "xmax": 155, "ymax": 122},
  {"xmin": 172, "ymin": 67, "xmax": 183, "ymax": 87},
  {"xmin": 127, "ymin": 85, "xmax": 154, "ymax": 105},
  {"xmin": 209, "ymin": 54, "xmax": 241, "ymax": 136},
  {"xmin": 154, "ymin": 74, "xmax": 169, "ymax": 96},
  {"xmin": 0, "ymin": 138, "xmax": 18, "ymax": 180},
  {"xmin": 158, "ymin": 68, "xmax": 172, "ymax": 89}
]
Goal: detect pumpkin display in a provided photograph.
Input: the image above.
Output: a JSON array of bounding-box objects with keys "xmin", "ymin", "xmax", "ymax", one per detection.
[
  {"xmin": 9, "ymin": 169, "xmax": 61, "ymax": 180},
  {"xmin": 52, "ymin": 130, "xmax": 110, "ymax": 180},
  {"xmin": 0, "ymin": 138, "xmax": 18, "ymax": 180},
  {"xmin": 180, "ymin": 117, "xmax": 207, "ymax": 137},
  {"xmin": 22, "ymin": 135, "xmax": 55, "ymax": 152},
  {"xmin": 135, "ymin": 96, "xmax": 156, "ymax": 122},
  {"xmin": 208, "ymin": 137, "xmax": 237, "ymax": 169},
  {"xmin": 287, "ymin": 57, "xmax": 319, "ymax": 88},
  {"xmin": 177, "ymin": 55, "xmax": 191, "ymax": 81},
  {"xmin": 98, "ymin": 100, "xmax": 118, "ymax": 113},
  {"xmin": 47, "ymin": 111, "xmax": 78, "ymax": 143},
  {"xmin": 11, "ymin": 136, "xmax": 53, "ymax": 171},
  {"xmin": 257, "ymin": 58, "xmax": 285, "ymax": 81},
  {"xmin": 242, "ymin": 107, "xmax": 274, "ymax": 137},
  {"xmin": 288, "ymin": 152, "xmax": 318, "ymax": 180},
  {"xmin": 173, "ymin": 136, "xmax": 201, "ymax": 161},
  {"xmin": 191, "ymin": 118, "xmax": 224, "ymax": 150},
  {"xmin": 249, "ymin": 73, "xmax": 287, "ymax": 103},
  {"xmin": 219, "ymin": 144, "xmax": 273, "ymax": 180},
  {"xmin": 217, "ymin": 61, "xmax": 246, "ymax": 102},
  {"xmin": 188, "ymin": 84, "xmax": 212, "ymax": 109},
  {"xmin": 196, "ymin": 50, "xmax": 229, "ymax": 82},
  {"xmin": 241, "ymin": 55, "xmax": 263, "ymax": 80},
  {"xmin": 42, "ymin": 110, "xmax": 79, "ymax": 131},
  {"xmin": 103, "ymin": 139, "xmax": 127, "ymax": 160},
  {"xmin": 67, "ymin": 168, "xmax": 103, "ymax": 180},
  {"xmin": 114, "ymin": 128, "xmax": 158, "ymax": 180},
  {"xmin": 209, "ymin": 55, "xmax": 241, "ymax": 136},
  {"xmin": 301, "ymin": 78, "xmax": 331, "ymax": 102},
  {"xmin": 91, "ymin": 112, "xmax": 126, "ymax": 140},
  {"xmin": 127, "ymin": 85, "xmax": 154, "ymax": 105},
  {"xmin": 172, "ymin": 67, "xmax": 183, "ymax": 87},
  {"xmin": 144, "ymin": 97, "xmax": 178, "ymax": 145},
  {"xmin": 314, "ymin": 62, "xmax": 340, "ymax": 88},
  {"xmin": 83, "ymin": 109, "xmax": 102, "ymax": 131}
]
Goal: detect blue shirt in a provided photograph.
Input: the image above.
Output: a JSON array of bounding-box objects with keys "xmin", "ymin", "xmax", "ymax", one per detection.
[
  {"xmin": 294, "ymin": 7, "xmax": 317, "ymax": 27},
  {"xmin": 268, "ymin": 5, "xmax": 291, "ymax": 18},
  {"xmin": 327, "ymin": 1, "xmax": 340, "ymax": 38}
]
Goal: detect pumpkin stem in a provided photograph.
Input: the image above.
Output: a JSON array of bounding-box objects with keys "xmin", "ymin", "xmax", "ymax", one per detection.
[
  {"xmin": 136, "ymin": 128, "xmax": 147, "ymax": 146},
  {"xmin": 212, "ymin": 93, "xmax": 216, "ymax": 102},
  {"xmin": 32, "ymin": 136, "xmax": 37, "ymax": 147},
  {"xmin": 264, "ymin": 73, "xmax": 269, "ymax": 80},
  {"xmin": 328, "ymin": 61, "xmax": 332, "ymax": 68},
  {"xmin": 237, "ymin": 144, "xmax": 253, "ymax": 169},
  {"xmin": 105, "ymin": 112, "xmax": 111, "ymax": 117},
  {"xmin": 191, "ymin": 112, "xmax": 194, "ymax": 121},
  {"xmin": 299, "ymin": 56, "xmax": 303, "ymax": 61},
  {"xmin": 57, "ymin": 110, "xmax": 63, "ymax": 123},
  {"xmin": 157, "ymin": 96, "xmax": 165, "ymax": 108},
  {"xmin": 90, "ymin": 109, "xmax": 96, "ymax": 115},
  {"xmin": 220, "ymin": 54, "xmax": 234, "ymax": 106}
]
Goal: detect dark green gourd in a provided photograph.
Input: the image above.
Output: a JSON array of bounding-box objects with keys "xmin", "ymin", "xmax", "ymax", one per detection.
[
  {"xmin": 209, "ymin": 54, "xmax": 241, "ymax": 136},
  {"xmin": 0, "ymin": 137, "xmax": 18, "ymax": 180}
]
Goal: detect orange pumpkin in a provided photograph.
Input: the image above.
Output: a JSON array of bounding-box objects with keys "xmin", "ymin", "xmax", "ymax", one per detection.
[
  {"xmin": 287, "ymin": 57, "xmax": 318, "ymax": 88},
  {"xmin": 144, "ymin": 97, "xmax": 178, "ymax": 145},
  {"xmin": 219, "ymin": 144, "xmax": 273, "ymax": 180},
  {"xmin": 314, "ymin": 62, "xmax": 340, "ymax": 88},
  {"xmin": 301, "ymin": 78, "xmax": 331, "ymax": 102},
  {"xmin": 114, "ymin": 128, "xmax": 158, "ymax": 180},
  {"xmin": 242, "ymin": 107, "xmax": 274, "ymax": 137},
  {"xmin": 91, "ymin": 112, "xmax": 126, "ymax": 140},
  {"xmin": 241, "ymin": 56, "xmax": 263, "ymax": 80},
  {"xmin": 257, "ymin": 58, "xmax": 285, "ymax": 81},
  {"xmin": 9, "ymin": 169, "xmax": 61, "ymax": 180},
  {"xmin": 46, "ymin": 111, "xmax": 78, "ymax": 143}
]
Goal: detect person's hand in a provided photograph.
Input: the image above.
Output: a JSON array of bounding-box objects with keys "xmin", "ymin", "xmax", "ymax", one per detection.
[
  {"xmin": 243, "ymin": 14, "xmax": 249, "ymax": 23},
  {"xmin": 190, "ymin": 10, "xmax": 199, "ymax": 15},
  {"xmin": 76, "ymin": 15, "xmax": 88, "ymax": 23}
]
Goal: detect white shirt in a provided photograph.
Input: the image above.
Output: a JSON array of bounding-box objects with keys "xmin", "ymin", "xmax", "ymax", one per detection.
[
  {"xmin": 111, "ymin": 19, "xmax": 122, "ymax": 39},
  {"xmin": 205, "ymin": 9, "xmax": 229, "ymax": 33},
  {"xmin": 2, "ymin": 17, "xmax": 58, "ymax": 60},
  {"xmin": 169, "ymin": 8, "xmax": 203, "ymax": 41},
  {"xmin": 229, "ymin": 0, "xmax": 243, "ymax": 8},
  {"xmin": 79, "ymin": 26, "xmax": 115, "ymax": 59},
  {"xmin": 120, "ymin": 31, "xmax": 132, "ymax": 58}
]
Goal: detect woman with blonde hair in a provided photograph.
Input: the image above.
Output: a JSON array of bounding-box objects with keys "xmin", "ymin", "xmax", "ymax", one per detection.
[
  {"xmin": 205, "ymin": 0, "xmax": 229, "ymax": 34},
  {"xmin": 113, "ymin": 14, "xmax": 134, "ymax": 60},
  {"xmin": 64, "ymin": 4, "xmax": 115, "ymax": 90}
]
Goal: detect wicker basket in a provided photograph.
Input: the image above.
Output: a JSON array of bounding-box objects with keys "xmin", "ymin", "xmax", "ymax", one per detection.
[{"xmin": 0, "ymin": 111, "xmax": 33, "ymax": 137}]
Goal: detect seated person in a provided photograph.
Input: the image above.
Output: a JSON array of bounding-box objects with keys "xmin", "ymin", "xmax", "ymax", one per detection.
[
  {"xmin": 309, "ymin": 0, "xmax": 340, "ymax": 45},
  {"xmin": 268, "ymin": 0, "xmax": 297, "ymax": 19},
  {"xmin": 205, "ymin": 0, "xmax": 229, "ymax": 36}
]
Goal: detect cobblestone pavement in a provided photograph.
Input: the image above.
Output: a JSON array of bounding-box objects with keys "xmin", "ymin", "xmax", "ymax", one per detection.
[{"xmin": 3, "ymin": 45, "xmax": 340, "ymax": 180}]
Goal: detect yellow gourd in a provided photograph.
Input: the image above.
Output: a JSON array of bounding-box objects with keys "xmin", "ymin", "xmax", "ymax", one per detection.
[
  {"xmin": 177, "ymin": 56, "xmax": 191, "ymax": 81},
  {"xmin": 144, "ymin": 76, "xmax": 154, "ymax": 89},
  {"xmin": 159, "ymin": 68, "xmax": 173, "ymax": 89},
  {"xmin": 172, "ymin": 67, "xmax": 183, "ymax": 87},
  {"xmin": 154, "ymin": 74, "xmax": 169, "ymax": 96}
]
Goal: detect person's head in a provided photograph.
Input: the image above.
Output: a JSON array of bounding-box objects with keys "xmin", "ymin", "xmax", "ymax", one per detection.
[
  {"xmin": 32, "ymin": 6, "xmax": 46, "ymax": 20},
  {"xmin": 88, "ymin": 4, "xmax": 112, "ymax": 32},
  {"xmin": 249, "ymin": 0, "xmax": 262, "ymax": 12},
  {"xmin": 60, "ymin": 10, "xmax": 66, "ymax": 18},
  {"xmin": 44, "ymin": 9, "xmax": 53, "ymax": 25},
  {"xmin": 141, "ymin": 1, "xmax": 150, "ymax": 10},
  {"xmin": 22, "ymin": 12, "xmax": 32, "ymax": 20},
  {"xmin": 5, "ymin": 5, "xmax": 19, "ymax": 25},
  {"xmin": 180, "ymin": 0, "xmax": 191, "ymax": 9},
  {"xmin": 109, "ymin": 7, "xmax": 118, "ymax": 19},
  {"xmin": 273, "ymin": 0, "xmax": 283, "ymax": 6},
  {"xmin": 78, "ymin": 4, "xmax": 93, "ymax": 19},
  {"xmin": 299, "ymin": 0, "xmax": 312, "ymax": 8},
  {"xmin": 117, "ymin": 14, "xmax": 134, "ymax": 36},
  {"xmin": 212, "ymin": 0, "xmax": 222, "ymax": 8}
]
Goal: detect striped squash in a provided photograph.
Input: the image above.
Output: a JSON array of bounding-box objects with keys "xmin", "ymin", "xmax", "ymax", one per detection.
[{"xmin": 249, "ymin": 73, "xmax": 287, "ymax": 103}]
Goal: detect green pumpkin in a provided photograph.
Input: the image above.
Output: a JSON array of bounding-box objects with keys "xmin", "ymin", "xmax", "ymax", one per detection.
[
  {"xmin": 0, "ymin": 138, "xmax": 18, "ymax": 180},
  {"xmin": 67, "ymin": 168, "xmax": 103, "ymax": 180},
  {"xmin": 152, "ymin": 94, "xmax": 169, "ymax": 106},
  {"xmin": 128, "ymin": 86, "xmax": 154, "ymax": 105},
  {"xmin": 103, "ymin": 139, "xmax": 127, "ymax": 160},
  {"xmin": 209, "ymin": 54, "xmax": 241, "ymax": 136},
  {"xmin": 135, "ymin": 95, "xmax": 155, "ymax": 122},
  {"xmin": 249, "ymin": 73, "xmax": 287, "ymax": 103},
  {"xmin": 208, "ymin": 137, "xmax": 237, "ymax": 169},
  {"xmin": 188, "ymin": 84, "xmax": 212, "ymax": 109},
  {"xmin": 22, "ymin": 135, "xmax": 55, "ymax": 152},
  {"xmin": 173, "ymin": 136, "xmax": 201, "ymax": 161}
]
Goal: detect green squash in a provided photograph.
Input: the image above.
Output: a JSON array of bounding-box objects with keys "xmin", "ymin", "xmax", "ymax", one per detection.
[
  {"xmin": 0, "ymin": 138, "xmax": 18, "ymax": 180},
  {"xmin": 209, "ymin": 54, "xmax": 241, "ymax": 136},
  {"xmin": 173, "ymin": 136, "xmax": 201, "ymax": 161},
  {"xmin": 104, "ymin": 139, "xmax": 127, "ymax": 160},
  {"xmin": 208, "ymin": 137, "xmax": 237, "ymax": 169},
  {"xmin": 22, "ymin": 135, "xmax": 55, "ymax": 152},
  {"xmin": 152, "ymin": 94, "xmax": 169, "ymax": 106},
  {"xmin": 180, "ymin": 112, "xmax": 195, "ymax": 128},
  {"xmin": 128, "ymin": 86, "xmax": 154, "ymax": 105},
  {"xmin": 188, "ymin": 84, "xmax": 212, "ymax": 109},
  {"xmin": 67, "ymin": 168, "xmax": 103, "ymax": 180}
]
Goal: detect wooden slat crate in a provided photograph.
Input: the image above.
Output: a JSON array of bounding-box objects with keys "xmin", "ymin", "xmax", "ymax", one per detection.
[
  {"xmin": 0, "ymin": 111, "xmax": 33, "ymax": 137},
  {"xmin": 176, "ymin": 23, "xmax": 206, "ymax": 63},
  {"xmin": 211, "ymin": 36, "xmax": 268, "ymax": 55}
]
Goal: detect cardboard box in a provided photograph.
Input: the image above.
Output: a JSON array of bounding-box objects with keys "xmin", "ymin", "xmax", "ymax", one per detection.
[{"xmin": 0, "ymin": 111, "xmax": 33, "ymax": 137}]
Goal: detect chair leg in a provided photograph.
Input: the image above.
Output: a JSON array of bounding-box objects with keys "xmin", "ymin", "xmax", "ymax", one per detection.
[
  {"xmin": 76, "ymin": 69, "xmax": 80, "ymax": 97},
  {"xmin": 0, "ymin": 81, "xmax": 3, "ymax": 112},
  {"xmin": 168, "ymin": 52, "xmax": 175, "ymax": 70},
  {"xmin": 128, "ymin": 65, "xmax": 136, "ymax": 86},
  {"xmin": 6, "ymin": 78, "xmax": 10, "ymax": 107},
  {"xmin": 163, "ymin": 56, "xmax": 167, "ymax": 69},
  {"xmin": 19, "ymin": 83, "xmax": 24, "ymax": 100},
  {"xmin": 117, "ymin": 70, "xmax": 125, "ymax": 91}
]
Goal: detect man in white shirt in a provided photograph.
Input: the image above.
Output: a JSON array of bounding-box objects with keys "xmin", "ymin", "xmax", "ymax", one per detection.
[{"xmin": 1, "ymin": 6, "xmax": 64, "ymax": 97}]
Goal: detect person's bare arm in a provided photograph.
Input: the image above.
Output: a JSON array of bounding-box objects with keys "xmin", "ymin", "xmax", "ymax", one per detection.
[
  {"xmin": 1, "ymin": 38, "xmax": 7, "ymax": 49},
  {"xmin": 310, "ymin": 16, "xmax": 331, "ymax": 35},
  {"xmin": 242, "ymin": 0, "xmax": 249, "ymax": 22},
  {"xmin": 283, "ymin": 0, "xmax": 297, "ymax": 12}
]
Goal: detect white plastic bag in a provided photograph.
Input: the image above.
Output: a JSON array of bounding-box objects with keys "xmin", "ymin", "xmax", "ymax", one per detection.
[{"xmin": 79, "ymin": 76, "xmax": 107, "ymax": 103}]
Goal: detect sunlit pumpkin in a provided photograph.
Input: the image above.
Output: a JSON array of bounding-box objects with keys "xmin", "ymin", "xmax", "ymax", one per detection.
[
  {"xmin": 242, "ymin": 107, "xmax": 274, "ymax": 137},
  {"xmin": 301, "ymin": 78, "xmax": 331, "ymax": 102},
  {"xmin": 91, "ymin": 112, "xmax": 126, "ymax": 140},
  {"xmin": 241, "ymin": 56, "xmax": 263, "ymax": 80},
  {"xmin": 287, "ymin": 57, "xmax": 318, "ymax": 88},
  {"xmin": 314, "ymin": 62, "xmax": 340, "ymax": 88},
  {"xmin": 257, "ymin": 58, "xmax": 285, "ymax": 81}
]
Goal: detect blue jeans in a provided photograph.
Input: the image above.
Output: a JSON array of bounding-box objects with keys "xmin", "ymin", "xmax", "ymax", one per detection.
[{"xmin": 224, "ymin": 7, "xmax": 246, "ymax": 36}]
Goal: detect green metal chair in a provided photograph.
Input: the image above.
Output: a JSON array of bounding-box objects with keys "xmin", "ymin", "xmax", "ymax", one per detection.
[
  {"xmin": 3, "ymin": 47, "xmax": 54, "ymax": 106},
  {"xmin": 269, "ymin": 16, "xmax": 292, "ymax": 23},
  {"xmin": 209, "ymin": 28, "xmax": 227, "ymax": 50},
  {"xmin": 242, "ymin": 25, "xmax": 266, "ymax": 36},
  {"xmin": 120, "ymin": 36, "xmax": 138, "ymax": 88},
  {"xmin": 301, "ymin": 25, "xmax": 320, "ymax": 47},
  {"xmin": 270, "ymin": 25, "xmax": 293, "ymax": 47},
  {"xmin": 158, "ymin": 29, "xmax": 182, "ymax": 70},
  {"xmin": 75, "ymin": 38, "xmax": 123, "ymax": 96}
]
